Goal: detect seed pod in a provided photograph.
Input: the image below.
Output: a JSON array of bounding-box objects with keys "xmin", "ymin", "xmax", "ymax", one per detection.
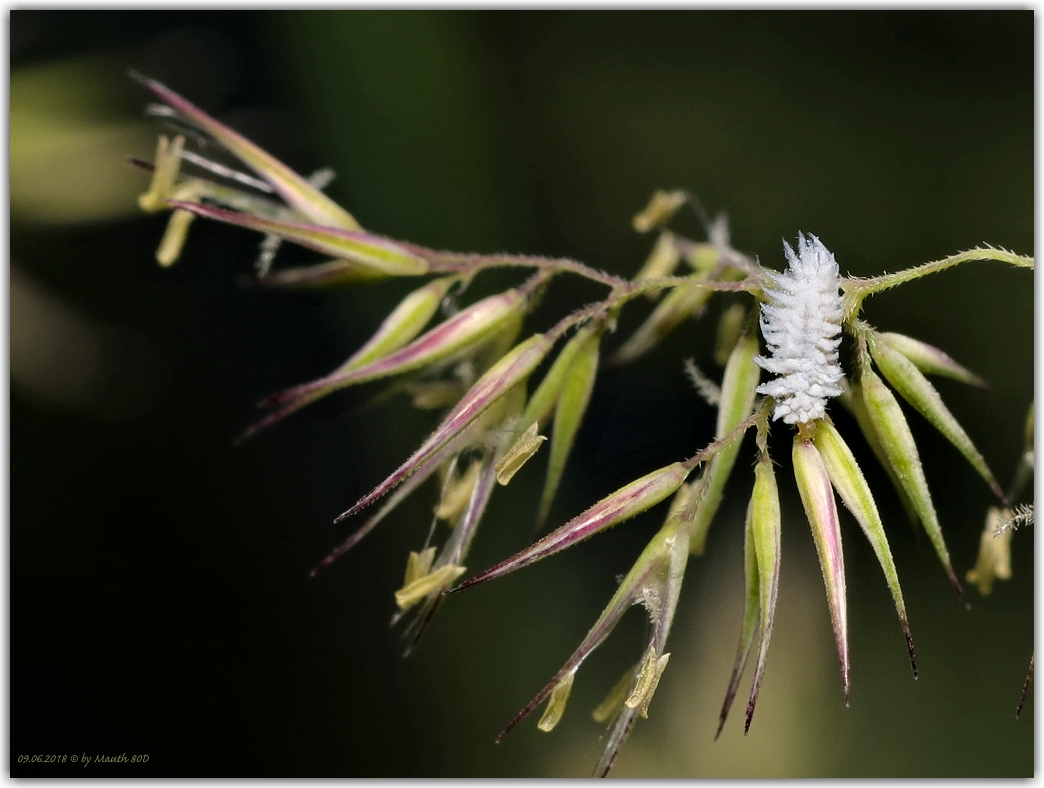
[
  {"xmin": 522, "ymin": 321, "xmax": 599, "ymax": 430},
  {"xmin": 240, "ymin": 278, "xmax": 500, "ymax": 440},
  {"xmin": 341, "ymin": 277, "xmax": 460, "ymax": 372}
]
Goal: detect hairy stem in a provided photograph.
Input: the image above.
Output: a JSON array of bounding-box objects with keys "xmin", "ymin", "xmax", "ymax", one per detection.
[{"xmin": 842, "ymin": 248, "xmax": 1033, "ymax": 317}]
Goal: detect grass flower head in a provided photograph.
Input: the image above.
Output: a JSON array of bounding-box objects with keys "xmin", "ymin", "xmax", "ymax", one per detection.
[{"xmin": 133, "ymin": 76, "xmax": 1033, "ymax": 776}]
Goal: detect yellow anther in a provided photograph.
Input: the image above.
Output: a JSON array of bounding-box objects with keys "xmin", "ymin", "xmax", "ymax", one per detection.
[
  {"xmin": 685, "ymin": 243, "xmax": 721, "ymax": 272},
  {"xmin": 495, "ymin": 422, "xmax": 547, "ymax": 485},
  {"xmin": 139, "ymin": 135, "xmax": 186, "ymax": 213},
  {"xmin": 408, "ymin": 381, "xmax": 464, "ymax": 410},
  {"xmin": 155, "ymin": 209, "xmax": 196, "ymax": 267},
  {"xmin": 434, "ymin": 462, "xmax": 482, "ymax": 524},
  {"xmin": 636, "ymin": 231, "xmax": 681, "ymax": 289},
  {"xmin": 402, "ymin": 547, "xmax": 437, "ymax": 587},
  {"xmin": 537, "ymin": 671, "xmax": 575, "ymax": 733},
  {"xmin": 713, "ymin": 304, "xmax": 747, "ymax": 367},
  {"xmin": 624, "ymin": 647, "xmax": 671, "ymax": 719},
  {"xmin": 632, "ymin": 190, "xmax": 687, "ymax": 233},
  {"xmin": 592, "ymin": 665, "xmax": 638, "ymax": 725},
  {"xmin": 394, "ymin": 564, "xmax": 466, "ymax": 611},
  {"xmin": 966, "ymin": 507, "xmax": 1013, "ymax": 595}
]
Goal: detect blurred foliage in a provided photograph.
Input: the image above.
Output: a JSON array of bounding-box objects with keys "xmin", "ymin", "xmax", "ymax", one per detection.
[
  {"xmin": 11, "ymin": 10, "xmax": 1032, "ymax": 777},
  {"xmin": 10, "ymin": 57, "xmax": 156, "ymax": 223}
]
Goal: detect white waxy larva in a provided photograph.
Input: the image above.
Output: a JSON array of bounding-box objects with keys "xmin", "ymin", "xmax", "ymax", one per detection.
[{"xmin": 754, "ymin": 233, "xmax": 844, "ymax": 425}]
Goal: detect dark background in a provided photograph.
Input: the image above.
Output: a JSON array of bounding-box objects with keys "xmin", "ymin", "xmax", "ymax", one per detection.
[{"xmin": 11, "ymin": 10, "xmax": 1033, "ymax": 777}]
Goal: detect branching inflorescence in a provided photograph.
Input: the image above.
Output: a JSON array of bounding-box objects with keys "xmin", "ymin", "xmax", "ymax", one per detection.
[{"xmin": 132, "ymin": 75, "xmax": 1034, "ymax": 776}]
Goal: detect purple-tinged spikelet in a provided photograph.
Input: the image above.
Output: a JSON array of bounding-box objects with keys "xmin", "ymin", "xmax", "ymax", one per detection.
[{"xmin": 755, "ymin": 233, "xmax": 844, "ymax": 425}]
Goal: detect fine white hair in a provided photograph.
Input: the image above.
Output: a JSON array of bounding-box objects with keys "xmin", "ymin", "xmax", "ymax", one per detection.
[{"xmin": 754, "ymin": 233, "xmax": 844, "ymax": 425}]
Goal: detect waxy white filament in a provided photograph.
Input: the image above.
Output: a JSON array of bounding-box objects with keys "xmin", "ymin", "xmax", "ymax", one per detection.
[{"xmin": 755, "ymin": 233, "xmax": 844, "ymax": 425}]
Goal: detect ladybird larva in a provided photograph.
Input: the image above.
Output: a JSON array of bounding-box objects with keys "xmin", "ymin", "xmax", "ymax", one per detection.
[{"xmin": 754, "ymin": 233, "xmax": 844, "ymax": 425}]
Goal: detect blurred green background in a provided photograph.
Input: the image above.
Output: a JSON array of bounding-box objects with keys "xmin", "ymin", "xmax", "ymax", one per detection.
[{"xmin": 11, "ymin": 10, "xmax": 1033, "ymax": 777}]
